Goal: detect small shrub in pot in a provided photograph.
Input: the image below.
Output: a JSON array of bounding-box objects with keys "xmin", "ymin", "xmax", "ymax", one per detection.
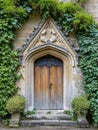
[
  {"xmin": 6, "ymin": 95, "xmax": 25, "ymax": 114},
  {"xmin": 71, "ymin": 95, "xmax": 90, "ymax": 127},
  {"xmin": 71, "ymin": 95, "xmax": 90, "ymax": 117},
  {"xmin": 6, "ymin": 95, "xmax": 25, "ymax": 127}
]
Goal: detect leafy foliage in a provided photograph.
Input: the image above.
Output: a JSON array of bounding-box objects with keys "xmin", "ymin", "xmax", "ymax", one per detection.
[
  {"xmin": 0, "ymin": 44, "xmax": 18, "ymax": 116},
  {"xmin": 57, "ymin": 2, "xmax": 82, "ymax": 14},
  {"xmin": 77, "ymin": 24, "xmax": 98, "ymax": 125},
  {"xmin": 72, "ymin": 96, "xmax": 90, "ymax": 116},
  {"xmin": 0, "ymin": 0, "xmax": 98, "ymax": 126},
  {"xmin": 38, "ymin": 0, "xmax": 59, "ymax": 18},
  {"xmin": 74, "ymin": 11, "xmax": 94, "ymax": 31},
  {"xmin": 0, "ymin": 0, "xmax": 32, "ymax": 118},
  {"xmin": 6, "ymin": 95, "xmax": 25, "ymax": 114},
  {"xmin": 21, "ymin": 108, "xmax": 37, "ymax": 120}
]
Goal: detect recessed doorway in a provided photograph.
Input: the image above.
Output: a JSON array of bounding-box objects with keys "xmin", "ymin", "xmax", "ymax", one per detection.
[{"xmin": 34, "ymin": 55, "xmax": 63, "ymax": 110}]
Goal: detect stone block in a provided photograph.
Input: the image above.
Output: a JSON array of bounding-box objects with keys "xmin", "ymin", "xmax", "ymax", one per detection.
[
  {"xmin": 26, "ymin": 114, "xmax": 72, "ymax": 120},
  {"xmin": 9, "ymin": 113, "xmax": 20, "ymax": 128},
  {"xmin": 44, "ymin": 120, "xmax": 59, "ymax": 126},
  {"xmin": 9, "ymin": 119, "xmax": 19, "ymax": 128},
  {"xmin": 77, "ymin": 117, "xmax": 89, "ymax": 128},
  {"xmin": 60, "ymin": 120, "xmax": 77, "ymax": 127},
  {"xmin": 20, "ymin": 120, "xmax": 59, "ymax": 127}
]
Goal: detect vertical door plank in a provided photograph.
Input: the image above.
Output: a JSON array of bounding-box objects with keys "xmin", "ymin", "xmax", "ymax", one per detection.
[
  {"xmin": 34, "ymin": 66, "xmax": 41, "ymax": 109},
  {"xmin": 56, "ymin": 66, "xmax": 63, "ymax": 109},
  {"xmin": 40, "ymin": 66, "xmax": 49, "ymax": 109},
  {"xmin": 49, "ymin": 66, "xmax": 57, "ymax": 109},
  {"xmin": 34, "ymin": 55, "xmax": 63, "ymax": 110}
]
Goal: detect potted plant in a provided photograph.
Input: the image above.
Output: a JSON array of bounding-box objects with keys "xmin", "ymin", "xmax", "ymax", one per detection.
[
  {"xmin": 6, "ymin": 95, "xmax": 25, "ymax": 127},
  {"xmin": 71, "ymin": 95, "xmax": 90, "ymax": 127}
]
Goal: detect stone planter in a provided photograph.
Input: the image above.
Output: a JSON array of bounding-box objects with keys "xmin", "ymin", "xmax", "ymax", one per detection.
[
  {"xmin": 77, "ymin": 115, "xmax": 89, "ymax": 128},
  {"xmin": 9, "ymin": 113, "xmax": 20, "ymax": 127}
]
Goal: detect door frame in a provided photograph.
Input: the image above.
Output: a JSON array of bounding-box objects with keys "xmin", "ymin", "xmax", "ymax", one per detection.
[
  {"xmin": 24, "ymin": 47, "xmax": 73, "ymax": 111},
  {"xmin": 34, "ymin": 55, "xmax": 63, "ymax": 110}
]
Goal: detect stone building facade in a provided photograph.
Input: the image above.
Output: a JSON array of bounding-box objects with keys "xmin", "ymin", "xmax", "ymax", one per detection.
[
  {"xmin": 14, "ymin": 1, "xmax": 98, "ymax": 112},
  {"xmin": 83, "ymin": 0, "xmax": 98, "ymax": 22}
]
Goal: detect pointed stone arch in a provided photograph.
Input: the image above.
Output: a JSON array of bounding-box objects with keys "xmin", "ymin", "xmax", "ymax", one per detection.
[{"xmin": 24, "ymin": 45, "xmax": 73, "ymax": 110}]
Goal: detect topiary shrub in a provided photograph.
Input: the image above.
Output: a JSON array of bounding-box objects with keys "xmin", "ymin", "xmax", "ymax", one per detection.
[
  {"xmin": 6, "ymin": 95, "xmax": 25, "ymax": 114},
  {"xmin": 71, "ymin": 96, "xmax": 90, "ymax": 117}
]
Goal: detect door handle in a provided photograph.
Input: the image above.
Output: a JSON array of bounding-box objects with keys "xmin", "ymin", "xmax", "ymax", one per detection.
[{"xmin": 49, "ymin": 83, "xmax": 52, "ymax": 89}]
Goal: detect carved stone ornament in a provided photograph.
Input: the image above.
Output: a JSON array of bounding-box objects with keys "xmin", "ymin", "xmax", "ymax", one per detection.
[
  {"xmin": 40, "ymin": 28, "xmax": 57, "ymax": 43},
  {"xmin": 27, "ymin": 19, "xmax": 69, "ymax": 51},
  {"xmin": 35, "ymin": 55, "xmax": 63, "ymax": 67},
  {"xmin": 18, "ymin": 18, "xmax": 79, "ymax": 67},
  {"xmin": 19, "ymin": 19, "xmax": 77, "ymax": 53}
]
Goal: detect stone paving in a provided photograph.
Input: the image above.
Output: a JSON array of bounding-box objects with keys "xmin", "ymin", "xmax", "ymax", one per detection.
[{"xmin": 0, "ymin": 126, "xmax": 97, "ymax": 130}]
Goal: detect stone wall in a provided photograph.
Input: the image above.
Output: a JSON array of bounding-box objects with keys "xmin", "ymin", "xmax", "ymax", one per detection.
[
  {"xmin": 83, "ymin": 0, "xmax": 98, "ymax": 22},
  {"xmin": 14, "ymin": 15, "xmax": 40, "ymax": 49},
  {"xmin": 14, "ymin": 15, "xmax": 41, "ymax": 95}
]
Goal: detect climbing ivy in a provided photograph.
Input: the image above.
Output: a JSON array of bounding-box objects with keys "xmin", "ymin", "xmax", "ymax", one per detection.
[
  {"xmin": 77, "ymin": 25, "xmax": 98, "ymax": 125},
  {"xmin": 0, "ymin": 44, "xmax": 18, "ymax": 117},
  {"xmin": 0, "ymin": 0, "xmax": 32, "ymax": 118},
  {"xmin": 0, "ymin": 0, "xmax": 98, "ymax": 125}
]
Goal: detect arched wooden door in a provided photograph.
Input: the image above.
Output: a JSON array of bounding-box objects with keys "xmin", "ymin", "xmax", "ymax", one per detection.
[{"xmin": 34, "ymin": 55, "xmax": 63, "ymax": 109}]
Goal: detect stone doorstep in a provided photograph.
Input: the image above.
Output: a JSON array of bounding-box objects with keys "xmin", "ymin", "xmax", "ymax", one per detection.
[
  {"xmin": 26, "ymin": 114, "xmax": 72, "ymax": 120},
  {"xmin": 20, "ymin": 120, "xmax": 77, "ymax": 127},
  {"xmin": 35, "ymin": 110, "xmax": 64, "ymax": 114}
]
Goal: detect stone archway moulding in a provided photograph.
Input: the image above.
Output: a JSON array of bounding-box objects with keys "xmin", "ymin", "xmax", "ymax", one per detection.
[{"xmin": 24, "ymin": 45, "xmax": 73, "ymax": 111}]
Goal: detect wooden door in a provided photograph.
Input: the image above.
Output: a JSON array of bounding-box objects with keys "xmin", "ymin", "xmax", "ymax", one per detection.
[{"xmin": 34, "ymin": 55, "xmax": 63, "ymax": 109}]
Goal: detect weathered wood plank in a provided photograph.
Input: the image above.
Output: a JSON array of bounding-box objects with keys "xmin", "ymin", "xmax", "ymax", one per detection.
[
  {"xmin": 41, "ymin": 66, "xmax": 49, "ymax": 109},
  {"xmin": 49, "ymin": 66, "xmax": 57, "ymax": 109},
  {"xmin": 34, "ymin": 55, "xmax": 63, "ymax": 110},
  {"xmin": 56, "ymin": 66, "xmax": 63, "ymax": 109},
  {"xmin": 34, "ymin": 66, "xmax": 41, "ymax": 109}
]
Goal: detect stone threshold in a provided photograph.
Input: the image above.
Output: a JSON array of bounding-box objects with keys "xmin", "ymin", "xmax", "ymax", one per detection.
[
  {"xmin": 35, "ymin": 110, "xmax": 64, "ymax": 114},
  {"xmin": 26, "ymin": 113, "xmax": 72, "ymax": 120},
  {"xmin": 20, "ymin": 120, "xmax": 77, "ymax": 127}
]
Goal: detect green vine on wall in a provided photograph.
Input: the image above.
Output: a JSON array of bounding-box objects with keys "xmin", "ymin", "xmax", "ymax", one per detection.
[
  {"xmin": 0, "ymin": 0, "xmax": 32, "ymax": 119},
  {"xmin": 0, "ymin": 0, "xmax": 98, "ymax": 125},
  {"xmin": 77, "ymin": 25, "xmax": 98, "ymax": 125}
]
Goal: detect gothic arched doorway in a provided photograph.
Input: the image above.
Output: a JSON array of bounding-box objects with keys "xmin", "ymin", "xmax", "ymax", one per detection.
[{"xmin": 34, "ymin": 55, "xmax": 63, "ymax": 110}]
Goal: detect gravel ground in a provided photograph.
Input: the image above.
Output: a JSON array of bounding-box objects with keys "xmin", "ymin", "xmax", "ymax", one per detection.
[{"xmin": 0, "ymin": 126, "xmax": 97, "ymax": 130}]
